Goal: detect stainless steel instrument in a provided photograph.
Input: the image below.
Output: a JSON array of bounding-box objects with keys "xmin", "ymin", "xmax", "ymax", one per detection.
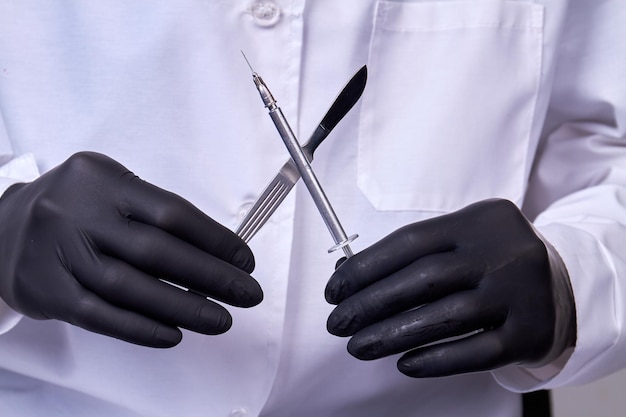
[{"xmin": 239, "ymin": 54, "xmax": 364, "ymax": 257}]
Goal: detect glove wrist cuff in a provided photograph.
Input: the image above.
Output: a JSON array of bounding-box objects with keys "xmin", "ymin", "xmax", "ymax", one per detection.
[{"xmin": 530, "ymin": 229, "xmax": 577, "ymax": 368}]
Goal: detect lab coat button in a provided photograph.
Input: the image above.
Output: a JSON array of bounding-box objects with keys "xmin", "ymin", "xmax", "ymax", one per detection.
[
  {"xmin": 237, "ymin": 202, "xmax": 254, "ymax": 222},
  {"xmin": 250, "ymin": 1, "xmax": 281, "ymax": 27},
  {"xmin": 228, "ymin": 407, "xmax": 248, "ymax": 417}
]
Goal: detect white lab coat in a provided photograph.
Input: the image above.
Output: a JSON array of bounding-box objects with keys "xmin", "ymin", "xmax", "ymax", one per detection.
[{"xmin": 0, "ymin": 1, "xmax": 624, "ymax": 416}]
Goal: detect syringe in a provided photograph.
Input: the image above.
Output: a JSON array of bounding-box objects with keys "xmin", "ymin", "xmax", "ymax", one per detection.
[{"xmin": 242, "ymin": 53, "xmax": 358, "ymax": 257}]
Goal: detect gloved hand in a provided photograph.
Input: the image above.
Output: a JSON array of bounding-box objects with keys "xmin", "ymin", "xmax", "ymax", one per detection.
[
  {"xmin": 0, "ymin": 152, "xmax": 262, "ymax": 348},
  {"xmin": 326, "ymin": 199, "xmax": 576, "ymax": 378}
]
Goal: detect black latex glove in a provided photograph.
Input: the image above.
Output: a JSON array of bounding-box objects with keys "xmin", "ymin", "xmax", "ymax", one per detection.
[
  {"xmin": 0, "ymin": 152, "xmax": 262, "ymax": 348},
  {"xmin": 326, "ymin": 199, "xmax": 575, "ymax": 378}
]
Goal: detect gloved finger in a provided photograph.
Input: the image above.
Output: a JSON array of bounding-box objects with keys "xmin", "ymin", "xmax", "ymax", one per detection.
[
  {"xmin": 52, "ymin": 281, "xmax": 183, "ymax": 348},
  {"xmin": 335, "ymin": 257, "xmax": 347, "ymax": 270},
  {"xmin": 325, "ymin": 220, "xmax": 455, "ymax": 304},
  {"xmin": 346, "ymin": 291, "xmax": 505, "ymax": 360},
  {"xmin": 74, "ymin": 255, "xmax": 233, "ymax": 335},
  {"xmin": 118, "ymin": 175, "xmax": 254, "ymax": 273},
  {"xmin": 327, "ymin": 252, "xmax": 480, "ymax": 336},
  {"xmin": 396, "ymin": 330, "xmax": 511, "ymax": 378},
  {"xmin": 98, "ymin": 219, "xmax": 263, "ymax": 308}
]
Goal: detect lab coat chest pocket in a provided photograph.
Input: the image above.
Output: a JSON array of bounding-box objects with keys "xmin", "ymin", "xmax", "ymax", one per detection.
[{"xmin": 358, "ymin": 0, "xmax": 544, "ymax": 212}]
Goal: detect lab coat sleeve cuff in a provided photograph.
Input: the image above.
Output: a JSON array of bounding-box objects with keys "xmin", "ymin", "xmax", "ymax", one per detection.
[
  {"xmin": 493, "ymin": 222, "xmax": 623, "ymax": 392},
  {"xmin": 0, "ymin": 153, "xmax": 40, "ymax": 187},
  {"xmin": 0, "ymin": 153, "xmax": 40, "ymax": 334},
  {"xmin": 0, "ymin": 299, "xmax": 23, "ymax": 334}
]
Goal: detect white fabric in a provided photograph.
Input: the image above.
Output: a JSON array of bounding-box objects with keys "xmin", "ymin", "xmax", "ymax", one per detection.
[
  {"xmin": 0, "ymin": 154, "xmax": 39, "ymax": 332},
  {"xmin": 0, "ymin": 0, "xmax": 624, "ymax": 416}
]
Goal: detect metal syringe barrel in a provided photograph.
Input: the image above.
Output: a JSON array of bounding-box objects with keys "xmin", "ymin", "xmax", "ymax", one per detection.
[{"xmin": 252, "ymin": 73, "xmax": 357, "ymax": 257}]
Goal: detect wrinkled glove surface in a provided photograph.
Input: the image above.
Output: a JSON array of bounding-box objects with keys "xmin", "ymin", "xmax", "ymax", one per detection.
[
  {"xmin": 326, "ymin": 199, "xmax": 575, "ymax": 377},
  {"xmin": 0, "ymin": 152, "xmax": 262, "ymax": 347}
]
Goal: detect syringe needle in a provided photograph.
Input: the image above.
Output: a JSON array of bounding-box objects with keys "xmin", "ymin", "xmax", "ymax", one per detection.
[{"xmin": 241, "ymin": 50, "xmax": 255, "ymax": 73}]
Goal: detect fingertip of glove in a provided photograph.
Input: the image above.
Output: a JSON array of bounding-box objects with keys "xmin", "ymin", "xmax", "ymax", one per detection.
[
  {"xmin": 347, "ymin": 335, "xmax": 383, "ymax": 361},
  {"xmin": 151, "ymin": 326, "xmax": 183, "ymax": 348},
  {"xmin": 232, "ymin": 245, "xmax": 255, "ymax": 273},
  {"xmin": 326, "ymin": 312, "xmax": 343, "ymax": 336},
  {"xmin": 204, "ymin": 311, "xmax": 233, "ymax": 335},
  {"xmin": 324, "ymin": 286, "xmax": 338, "ymax": 304},
  {"xmin": 325, "ymin": 277, "xmax": 348, "ymax": 304},
  {"xmin": 326, "ymin": 308, "xmax": 359, "ymax": 337},
  {"xmin": 397, "ymin": 355, "xmax": 426, "ymax": 378},
  {"xmin": 228, "ymin": 277, "xmax": 263, "ymax": 308},
  {"xmin": 246, "ymin": 280, "xmax": 264, "ymax": 307},
  {"xmin": 335, "ymin": 257, "xmax": 347, "ymax": 270},
  {"xmin": 326, "ymin": 258, "xmax": 352, "ymax": 304}
]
